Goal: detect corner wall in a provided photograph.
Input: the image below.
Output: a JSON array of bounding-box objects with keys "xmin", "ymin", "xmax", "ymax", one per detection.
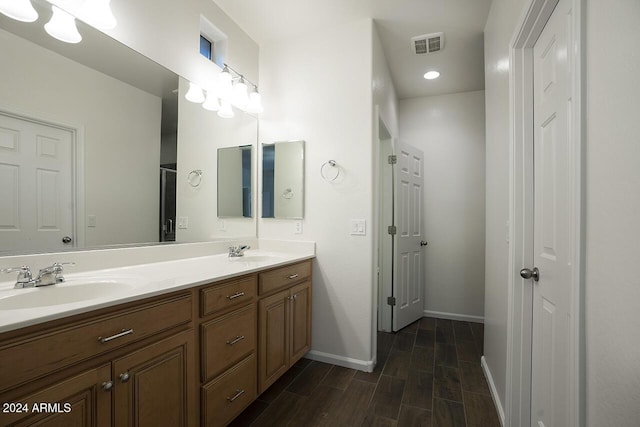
[
  {"xmin": 399, "ymin": 91, "xmax": 486, "ymax": 322},
  {"xmin": 258, "ymin": 19, "xmax": 379, "ymax": 366}
]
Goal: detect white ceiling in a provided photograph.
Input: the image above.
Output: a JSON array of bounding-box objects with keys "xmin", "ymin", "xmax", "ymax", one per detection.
[{"xmin": 212, "ymin": 0, "xmax": 493, "ymax": 99}]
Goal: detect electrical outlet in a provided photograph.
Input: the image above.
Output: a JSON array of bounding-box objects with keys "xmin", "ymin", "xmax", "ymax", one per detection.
[
  {"xmin": 294, "ymin": 221, "xmax": 303, "ymax": 234},
  {"xmin": 87, "ymin": 215, "xmax": 97, "ymax": 227},
  {"xmin": 178, "ymin": 217, "xmax": 189, "ymax": 229}
]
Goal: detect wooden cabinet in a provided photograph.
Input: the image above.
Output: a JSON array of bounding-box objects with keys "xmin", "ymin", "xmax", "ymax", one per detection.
[
  {"xmin": 0, "ymin": 364, "xmax": 111, "ymax": 427},
  {"xmin": 258, "ymin": 261, "xmax": 312, "ymax": 393}
]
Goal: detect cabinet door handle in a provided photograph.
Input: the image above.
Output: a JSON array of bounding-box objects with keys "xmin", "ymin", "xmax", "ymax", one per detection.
[
  {"xmin": 119, "ymin": 372, "xmax": 130, "ymax": 383},
  {"xmin": 227, "ymin": 292, "xmax": 245, "ymax": 300},
  {"xmin": 226, "ymin": 389, "xmax": 245, "ymax": 403},
  {"xmin": 288, "ymin": 273, "xmax": 299, "ymax": 280},
  {"xmin": 98, "ymin": 328, "xmax": 133, "ymax": 343},
  {"xmin": 226, "ymin": 335, "xmax": 245, "ymax": 346},
  {"xmin": 102, "ymin": 381, "xmax": 113, "ymax": 391}
]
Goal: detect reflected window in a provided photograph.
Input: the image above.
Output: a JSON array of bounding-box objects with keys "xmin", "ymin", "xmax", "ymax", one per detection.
[{"xmin": 262, "ymin": 145, "xmax": 275, "ymax": 218}]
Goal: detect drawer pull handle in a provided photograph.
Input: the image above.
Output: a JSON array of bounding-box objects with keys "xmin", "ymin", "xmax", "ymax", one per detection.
[
  {"xmin": 98, "ymin": 328, "xmax": 134, "ymax": 343},
  {"xmin": 226, "ymin": 335, "xmax": 246, "ymax": 346},
  {"xmin": 288, "ymin": 273, "xmax": 299, "ymax": 280},
  {"xmin": 227, "ymin": 389, "xmax": 245, "ymax": 403},
  {"xmin": 102, "ymin": 381, "xmax": 113, "ymax": 391},
  {"xmin": 119, "ymin": 372, "xmax": 130, "ymax": 383},
  {"xmin": 227, "ymin": 292, "xmax": 245, "ymax": 300}
]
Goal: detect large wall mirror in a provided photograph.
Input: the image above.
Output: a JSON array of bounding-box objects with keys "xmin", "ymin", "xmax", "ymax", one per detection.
[
  {"xmin": 262, "ymin": 141, "xmax": 305, "ymax": 219},
  {"xmin": 0, "ymin": 0, "xmax": 257, "ymax": 255}
]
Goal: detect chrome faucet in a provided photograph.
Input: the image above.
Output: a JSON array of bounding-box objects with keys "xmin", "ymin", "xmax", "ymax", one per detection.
[
  {"xmin": 2, "ymin": 262, "xmax": 75, "ymax": 288},
  {"xmin": 228, "ymin": 245, "xmax": 251, "ymax": 258}
]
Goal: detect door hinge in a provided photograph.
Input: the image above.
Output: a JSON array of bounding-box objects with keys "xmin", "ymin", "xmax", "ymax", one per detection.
[
  {"xmin": 388, "ymin": 155, "xmax": 397, "ymax": 164},
  {"xmin": 387, "ymin": 296, "xmax": 396, "ymax": 306},
  {"xmin": 387, "ymin": 225, "xmax": 397, "ymax": 235}
]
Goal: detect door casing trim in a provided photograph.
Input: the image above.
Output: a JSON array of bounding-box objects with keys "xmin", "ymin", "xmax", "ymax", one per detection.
[{"xmin": 506, "ymin": 0, "xmax": 585, "ymax": 426}]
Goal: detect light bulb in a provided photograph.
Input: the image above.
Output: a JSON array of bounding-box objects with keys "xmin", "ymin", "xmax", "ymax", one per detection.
[
  {"xmin": 45, "ymin": 5, "xmax": 82, "ymax": 44},
  {"xmin": 202, "ymin": 91, "xmax": 220, "ymax": 111},
  {"xmin": 77, "ymin": 0, "xmax": 117, "ymax": 30},
  {"xmin": 217, "ymin": 99, "xmax": 234, "ymax": 119},
  {"xmin": 232, "ymin": 77, "xmax": 249, "ymax": 110},
  {"xmin": 218, "ymin": 67, "xmax": 233, "ymax": 101},
  {"xmin": 246, "ymin": 90, "xmax": 263, "ymax": 114},
  {"xmin": 0, "ymin": 0, "xmax": 38, "ymax": 22},
  {"xmin": 185, "ymin": 82, "xmax": 205, "ymax": 103},
  {"xmin": 423, "ymin": 70, "xmax": 440, "ymax": 80}
]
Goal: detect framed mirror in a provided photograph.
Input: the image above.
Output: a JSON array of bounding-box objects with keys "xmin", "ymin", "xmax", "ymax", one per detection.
[
  {"xmin": 0, "ymin": 0, "xmax": 257, "ymax": 255},
  {"xmin": 262, "ymin": 141, "xmax": 305, "ymax": 219},
  {"xmin": 217, "ymin": 146, "xmax": 253, "ymax": 218}
]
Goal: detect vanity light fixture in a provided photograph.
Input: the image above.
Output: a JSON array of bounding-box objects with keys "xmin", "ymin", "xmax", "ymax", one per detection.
[
  {"xmin": 423, "ymin": 70, "xmax": 440, "ymax": 80},
  {"xmin": 232, "ymin": 76, "xmax": 249, "ymax": 110},
  {"xmin": 185, "ymin": 82, "xmax": 205, "ymax": 103},
  {"xmin": 77, "ymin": 0, "xmax": 116, "ymax": 30},
  {"xmin": 45, "ymin": 5, "xmax": 82, "ymax": 44},
  {"xmin": 246, "ymin": 88, "xmax": 263, "ymax": 114},
  {"xmin": 218, "ymin": 99, "xmax": 234, "ymax": 119},
  {"xmin": 219, "ymin": 65, "xmax": 233, "ymax": 100},
  {"xmin": 202, "ymin": 90, "xmax": 221, "ymax": 111},
  {"xmin": 0, "ymin": 0, "xmax": 39, "ymax": 22}
]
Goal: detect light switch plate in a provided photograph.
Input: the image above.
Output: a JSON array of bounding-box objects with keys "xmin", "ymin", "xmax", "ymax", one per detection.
[
  {"xmin": 351, "ymin": 219, "xmax": 366, "ymax": 235},
  {"xmin": 178, "ymin": 217, "xmax": 189, "ymax": 229},
  {"xmin": 87, "ymin": 215, "xmax": 97, "ymax": 227}
]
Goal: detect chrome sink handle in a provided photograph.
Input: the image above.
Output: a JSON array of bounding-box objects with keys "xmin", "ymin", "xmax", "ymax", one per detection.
[
  {"xmin": 1, "ymin": 266, "xmax": 33, "ymax": 288},
  {"xmin": 228, "ymin": 245, "xmax": 251, "ymax": 258},
  {"xmin": 35, "ymin": 262, "xmax": 75, "ymax": 286}
]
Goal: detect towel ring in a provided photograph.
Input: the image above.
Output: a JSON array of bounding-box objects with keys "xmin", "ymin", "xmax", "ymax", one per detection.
[
  {"xmin": 320, "ymin": 160, "xmax": 340, "ymax": 182},
  {"xmin": 188, "ymin": 169, "xmax": 203, "ymax": 187}
]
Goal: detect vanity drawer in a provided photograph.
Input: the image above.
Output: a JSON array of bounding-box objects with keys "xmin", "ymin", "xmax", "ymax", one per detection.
[
  {"xmin": 202, "ymin": 353, "xmax": 256, "ymax": 427},
  {"xmin": 201, "ymin": 275, "xmax": 256, "ymax": 317},
  {"xmin": 201, "ymin": 304, "xmax": 256, "ymax": 382},
  {"xmin": 0, "ymin": 293, "xmax": 192, "ymax": 392},
  {"xmin": 259, "ymin": 260, "xmax": 312, "ymax": 295}
]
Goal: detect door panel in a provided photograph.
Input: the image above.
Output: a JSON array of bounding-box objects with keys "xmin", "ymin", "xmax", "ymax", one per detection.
[
  {"xmin": 0, "ymin": 113, "xmax": 74, "ymax": 252},
  {"xmin": 531, "ymin": 0, "xmax": 572, "ymax": 425},
  {"xmin": 393, "ymin": 142, "xmax": 425, "ymax": 331}
]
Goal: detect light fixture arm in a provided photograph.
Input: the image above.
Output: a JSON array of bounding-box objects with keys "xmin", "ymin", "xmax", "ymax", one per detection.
[{"xmin": 223, "ymin": 63, "xmax": 258, "ymax": 91}]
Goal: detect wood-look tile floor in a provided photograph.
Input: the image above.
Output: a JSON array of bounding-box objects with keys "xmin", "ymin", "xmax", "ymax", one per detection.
[{"xmin": 230, "ymin": 317, "xmax": 500, "ymax": 427}]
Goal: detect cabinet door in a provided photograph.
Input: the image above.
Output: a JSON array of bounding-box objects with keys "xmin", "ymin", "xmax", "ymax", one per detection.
[
  {"xmin": 258, "ymin": 290, "xmax": 289, "ymax": 393},
  {"xmin": 289, "ymin": 281, "xmax": 312, "ymax": 365},
  {"xmin": 0, "ymin": 364, "xmax": 111, "ymax": 427},
  {"xmin": 113, "ymin": 330, "xmax": 195, "ymax": 427}
]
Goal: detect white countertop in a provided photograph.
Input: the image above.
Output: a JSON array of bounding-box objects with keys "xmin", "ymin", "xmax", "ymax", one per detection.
[{"xmin": 0, "ymin": 249, "xmax": 314, "ymax": 334}]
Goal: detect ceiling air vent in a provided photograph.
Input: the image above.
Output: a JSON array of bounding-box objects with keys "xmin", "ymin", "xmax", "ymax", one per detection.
[{"xmin": 410, "ymin": 32, "xmax": 444, "ymax": 55}]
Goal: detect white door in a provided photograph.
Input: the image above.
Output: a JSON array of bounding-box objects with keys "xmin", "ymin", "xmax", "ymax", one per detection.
[
  {"xmin": 529, "ymin": 0, "xmax": 573, "ymax": 425},
  {"xmin": 0, "ymin": 113, "xmax": 74, "ymax": 252},
  {"xmin": 393, "ymin": 141, "xmax": 425, "ymax": 331}
]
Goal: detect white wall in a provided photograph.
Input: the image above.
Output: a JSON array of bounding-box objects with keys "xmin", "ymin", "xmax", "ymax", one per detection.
[
  {"xmin": 482, "ymin": 0, "xmax": 529, "ymax": 409},
  {"xmin": 585, "ymin": 1, "xmax": 640, "ymax": 425},
  {"xmin": 0, "ymin": 29, "xmax": 161, "ymax": 248},
  {"xmin": 258, "ymin": 19, "xmax": 377, "ymax": 366},
  {"xmin": 399, "ymin": 91, "xmax": 486, "ymax": 321},
  {"xmin": 485, "ymin": 0, "xmax": 640, "ymax": 424}
]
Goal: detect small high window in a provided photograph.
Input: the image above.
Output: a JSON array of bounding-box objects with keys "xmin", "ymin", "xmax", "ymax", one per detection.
[
  {"xmin": 200, "ymin": 35, "xmax": 212, "ymax": 60},
  {"xmin": 199, "ymin": 16, "xmax": 227, "ymax": 68}
]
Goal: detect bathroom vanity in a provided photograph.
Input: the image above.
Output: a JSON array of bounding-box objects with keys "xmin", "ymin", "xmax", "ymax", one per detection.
[{"xmin": 0, "ymin": 252, "xmax": 312, "ymax": 426}]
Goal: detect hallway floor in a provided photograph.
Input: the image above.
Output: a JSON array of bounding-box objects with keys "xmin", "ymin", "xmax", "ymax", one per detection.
[{"xmin": 230, "ymin": 317, "xmax": 500, "ymax": 427}]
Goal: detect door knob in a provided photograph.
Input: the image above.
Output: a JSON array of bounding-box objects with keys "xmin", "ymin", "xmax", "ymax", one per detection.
[
  {"xmin": 420, "ymin": 241, "xmax": 428, "ymax": 247},
  {"xmin": 520, "ymin": 267, "xmax": 540, "ymax": 282},
  {"xmin": 62, "ymin": 236, "xmax": 72, "ymax": 244}
]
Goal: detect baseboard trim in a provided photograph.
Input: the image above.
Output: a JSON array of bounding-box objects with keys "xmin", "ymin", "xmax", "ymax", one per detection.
[
  {"xmin": 481, "ymin": 356, "xmax": 506, "ymax": 427},
  {"xmin": 305, "ymin": 350, "xmax": 374, "ymax": 372},
  {"xmin": 423, "ymin": 310, "xmax": 484, "ymax": 323}
]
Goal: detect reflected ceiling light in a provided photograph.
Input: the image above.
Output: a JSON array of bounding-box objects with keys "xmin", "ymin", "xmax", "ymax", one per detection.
[
  {"xmin": 45, "ymin": 5, "xmax": 82, "ymax": 44},
  {"xmin": 77, "ymin": 0, "xmax": 117, "ymax": 30},
  {"xmin": 423, "ymin": 70, "xmax": 440, "ymax": 80},
  {"xmin": 246, "ymin": 87, "xmax": 263, "ymax": 114},
  {"xmin": 0, "ymin": 0, "xmax": 39, "ymax": 22},
  {"xmin": 232, "ymin": 77, "xmax": 249, "ymax": 110},
  {"xmin": 217, "ymin": 99, "xmax": 234, "ymax": 119},
  {"xmin": 185, "ymin": 82, "xmax": 205, "ymax": 103},
  {"xmin": 202, "ymin": 90, "xmax": 221, "ymax": 111}
]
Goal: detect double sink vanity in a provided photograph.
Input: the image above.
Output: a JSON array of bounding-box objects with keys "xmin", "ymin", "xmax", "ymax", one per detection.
[{"xmin": 0, "ymin": 244, "xmax": 314, "ymax": 426}]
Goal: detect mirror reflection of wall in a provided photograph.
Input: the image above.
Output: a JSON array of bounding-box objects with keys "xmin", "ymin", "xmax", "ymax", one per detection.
[
  {"xmin": 217, "ymin": 146, "xmax": 252, "ymax": 218},
  {"xmin": 262, "ymin": 141, "xmax": 305, "ymax": 219}
]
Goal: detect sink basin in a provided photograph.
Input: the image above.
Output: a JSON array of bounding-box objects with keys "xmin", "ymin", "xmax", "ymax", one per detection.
[
  {"xmin": 0, "ymin": 277, "xmax": 142, "ymax": 310},
  {"xmin": 228, "ymin": 253, "xmax": 286, "ymax": 264}
]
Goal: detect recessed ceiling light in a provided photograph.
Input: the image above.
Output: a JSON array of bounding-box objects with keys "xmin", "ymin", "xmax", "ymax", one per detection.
[{"xmin": 423, "ymin": 71, "xmax": 440, "ymax": 80}]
